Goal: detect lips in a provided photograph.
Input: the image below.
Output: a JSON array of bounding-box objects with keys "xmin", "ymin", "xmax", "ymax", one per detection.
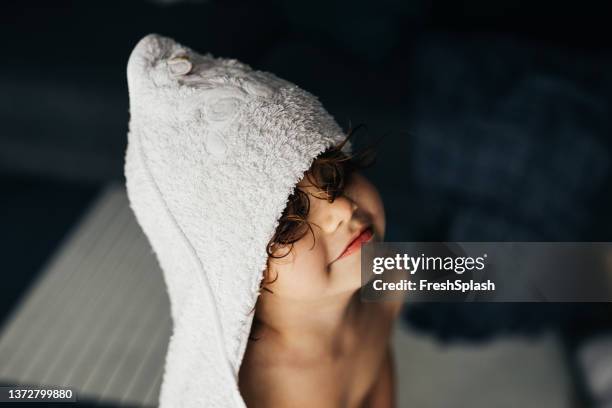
[{"xmin": 335, "ymin": 226, "xmax": 374, "ymax": 262}]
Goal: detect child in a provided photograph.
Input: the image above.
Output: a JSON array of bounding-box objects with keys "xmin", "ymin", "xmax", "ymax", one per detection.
[
  {"xmin": 239, "ymin": 139, "xmax": 401, "ymax": 407},
  {"xmin": 125, "ymin": 34, "xmax": 401, "ymax": 408}
]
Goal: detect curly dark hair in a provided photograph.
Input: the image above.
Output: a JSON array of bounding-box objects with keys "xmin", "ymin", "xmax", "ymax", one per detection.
[{"xmin": 260, "ymin": 123, "xmax": 378, "ymax": 292}]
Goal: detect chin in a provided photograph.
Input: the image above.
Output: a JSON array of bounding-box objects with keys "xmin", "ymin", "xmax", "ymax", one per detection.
[{"xmin": 332, "ymin": 258, "xmax": 363, "ymax": 292}]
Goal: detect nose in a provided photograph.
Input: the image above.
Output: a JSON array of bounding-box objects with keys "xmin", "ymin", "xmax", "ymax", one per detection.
[{"xmin": 318, "ymin": 194, "xmax": 356, "ymax": 234}]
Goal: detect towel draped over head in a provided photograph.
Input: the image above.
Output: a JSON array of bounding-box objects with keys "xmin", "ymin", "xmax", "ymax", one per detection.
[{"xmin": 124, "ymin": 34, "xmax": 348, "ymax": 407}]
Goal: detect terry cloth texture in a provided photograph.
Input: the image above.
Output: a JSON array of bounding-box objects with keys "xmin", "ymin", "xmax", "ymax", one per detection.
[{"xmin": 124, "ymin": 34, "xmax": 348, "ymax": 407}]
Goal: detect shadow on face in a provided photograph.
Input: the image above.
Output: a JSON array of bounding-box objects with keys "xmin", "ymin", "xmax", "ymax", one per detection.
[{"xmin": 263, "ymin": 171, "xmax": 386, "ymax": 302}]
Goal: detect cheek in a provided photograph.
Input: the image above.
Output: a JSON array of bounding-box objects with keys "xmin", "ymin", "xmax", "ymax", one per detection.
[
  {"xmin": 370, "ymin": 192, "xmax": 386, "ymax": 239},
  {"xmin": 267, "ymin": 237, "xmax": 331, "ymax": 300}
]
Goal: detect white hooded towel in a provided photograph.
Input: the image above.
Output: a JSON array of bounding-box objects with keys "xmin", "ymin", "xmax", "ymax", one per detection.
[{"xmin": 124, "ymin": 34, "xmax": 348, "ymax": 407}]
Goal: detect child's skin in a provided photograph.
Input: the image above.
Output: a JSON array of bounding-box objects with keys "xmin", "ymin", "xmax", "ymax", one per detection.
[{"xmin": 239, "ymin": 171, "xmax": 402, "ymax": 407}]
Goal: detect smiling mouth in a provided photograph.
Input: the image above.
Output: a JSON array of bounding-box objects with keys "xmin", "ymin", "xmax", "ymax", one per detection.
[{"xmin": 334, "ymin": 226, "xmax": 374, "ymax": 262}]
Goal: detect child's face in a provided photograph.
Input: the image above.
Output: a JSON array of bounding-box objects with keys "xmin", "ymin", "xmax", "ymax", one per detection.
[{"xmin": 266, "ymin": 171, "xmax": 385, "ymax": 300}]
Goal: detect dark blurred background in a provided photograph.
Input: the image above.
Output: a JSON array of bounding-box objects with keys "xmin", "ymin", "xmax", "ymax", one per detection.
[{"xmin": 1, "ymin": 0, "xmax": 612, "ymax": 406}]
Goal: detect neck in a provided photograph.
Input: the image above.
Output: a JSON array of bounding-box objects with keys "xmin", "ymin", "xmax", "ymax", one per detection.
[{"xmin": 253, "ymin": 289, "xmax": 360, "ymax": 356}]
